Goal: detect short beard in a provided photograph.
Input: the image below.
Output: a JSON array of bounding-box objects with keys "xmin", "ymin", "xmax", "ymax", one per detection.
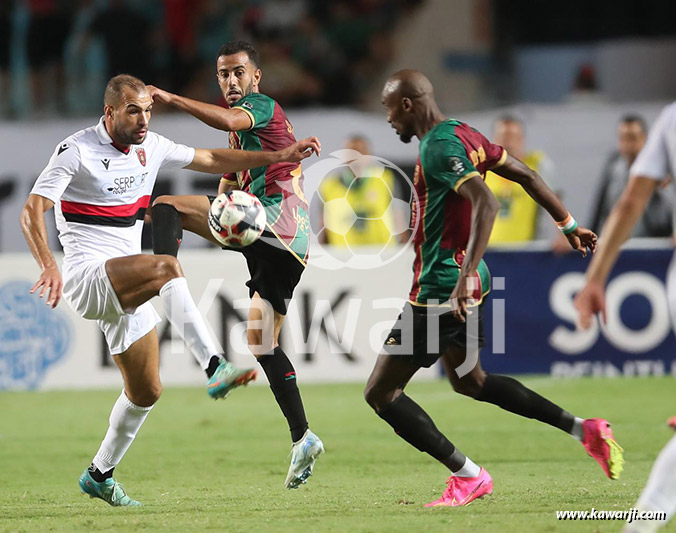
[
  {"xmin": 399, "ymin": 132, "xmax": 413, "ymax": 143},
  {"xmin": 113, "ymin": 127, "xmax": 142, "ymax": 146},
  {"xmin": 243, "ymin": 79, "xmax": 254, "ymax": 97}
]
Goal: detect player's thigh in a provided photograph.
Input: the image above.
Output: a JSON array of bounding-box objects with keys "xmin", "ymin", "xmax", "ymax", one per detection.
[
  {"xmin": 154, "ymin": 194, "xmax": 219, "ymax": 245},
  {"xmin": 247, "ymin": 291, "xmax": 278, "ymax": 356},
  {"xmin": 106, "ymin": 254, "xmax": 183, "ymax": 312},
  {"xmin": 112, "ymin": 327, "xmax": 161, "ymax": 407},
  {"xmin": 440, "ymin": 344, "xmax": 486, "ymax": 393},
  {"xmin": 364, "ymin": 352, "xmax": 420, "ymax": 409}
]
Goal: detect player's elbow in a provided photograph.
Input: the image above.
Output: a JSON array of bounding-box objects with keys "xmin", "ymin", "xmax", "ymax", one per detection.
[
  {"xmin": 20, "ymin": 200, "xmax": 39, "ymax": 234},
  {"xmin": 19, "ymin": 205, "xmax": 31, "ymax": 235},
  {"xmin": 616, "ymin": 191, "xmax": 646, "ymax": 219},
  {"xmin": 481, "ymin": 193, "xmax": 500, "ymax": 218},
  {"xmin": 219, "ymin": 116, "xmax": 238, "ymax": 132},
  {"xmin": 517, "ymin": 168, "xmax": 540, "ymax": 189}
]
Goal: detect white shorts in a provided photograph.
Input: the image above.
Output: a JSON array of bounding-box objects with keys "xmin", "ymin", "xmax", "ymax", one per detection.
[
  {"xmin": 63, "ymin": 260, "xmax": 161, "ymax": 355},
  {"xmin": 667, "ymin": 252, "xmax": 676, "ymax": 331}
]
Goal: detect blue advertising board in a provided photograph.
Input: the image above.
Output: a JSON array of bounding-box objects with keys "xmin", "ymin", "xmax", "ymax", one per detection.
[{"xmin": 480, "ymin": 248, "xmax": 676, "ymax": 376}]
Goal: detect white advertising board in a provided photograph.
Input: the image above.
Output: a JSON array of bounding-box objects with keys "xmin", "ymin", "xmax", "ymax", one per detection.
[{"xmin": 0, "ymin": 248, "xmax": 442, "ymax": 390}]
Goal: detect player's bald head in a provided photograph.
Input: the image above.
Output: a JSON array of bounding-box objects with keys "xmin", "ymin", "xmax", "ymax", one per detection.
[
  {"xmin": 104, "ymin": 74, "xmax": 148, "ymax": 107},
  {"xmin": 381, "ymin": 70, "xmax": 438, "ymax": 143},
  {"xmin": 382, "ymin": 69, "xmax": 434, "ymax": 101}
]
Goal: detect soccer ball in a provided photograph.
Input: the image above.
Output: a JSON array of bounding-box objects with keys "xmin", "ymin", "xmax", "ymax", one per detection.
[{"xmin": 208, "ymin": 191, "xmax": 266, "ymax": 248}]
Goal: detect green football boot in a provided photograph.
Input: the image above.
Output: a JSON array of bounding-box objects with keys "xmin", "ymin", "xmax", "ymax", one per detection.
[
  {"xmin": 207, "ymin": 360, "xmax": 258, "ymax": 399},
  {"xmin": 78, "ymin": 468, "xmax": 141, "ymax": 507}
]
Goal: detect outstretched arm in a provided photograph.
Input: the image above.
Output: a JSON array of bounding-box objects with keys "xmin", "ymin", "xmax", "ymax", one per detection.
[
  {"xmin": 449, "ymin": 176, "xmax": 499, "ymax": 321},
  {"xmin": 186, "ymin": 137, "xmax": 321, "ymax": 174},
  {"xmin": 492, "ymin": 154, "xmax": 596, "ymax": 256},
  {"xmin": 574, "ymin": 176, "xmax": 657, "ymax": 328},
  {"xmin": 20, "ymin": 194, "xmax": 62, "ymax": 308},
  {"xmin": 148, "ymin": 85, "xmax": 252, "ymax": 131}
]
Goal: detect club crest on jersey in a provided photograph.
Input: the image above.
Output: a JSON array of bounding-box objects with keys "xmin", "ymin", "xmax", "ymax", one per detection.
[
  {"xmin": 448, "ymin": 157, "xmax": 466, "ymax": 175},
  {"xmin": 241, "ymin": 100, "xmax": 253, "ymax": 110},
  {"xmin": 136, "ymin": 148, "xmax": 146, "ymax": 167}
]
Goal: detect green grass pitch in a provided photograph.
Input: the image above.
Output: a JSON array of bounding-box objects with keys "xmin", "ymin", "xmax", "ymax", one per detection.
[{"xmin": 1, "ymin": 377, "xmax": 674, "ymax": 532}]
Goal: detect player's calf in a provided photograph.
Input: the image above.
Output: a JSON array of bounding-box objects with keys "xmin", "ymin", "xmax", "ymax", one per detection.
[{"xmin": 151, "ymin": 201, "xmax": 183, "ymax": 257}]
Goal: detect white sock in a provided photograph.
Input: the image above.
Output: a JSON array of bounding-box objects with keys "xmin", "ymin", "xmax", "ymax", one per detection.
[
  {"xmin": 630, "ymin": 434, "xmax": 676, "ymax": 528},
  {"xmin": 92, "ymin": 390, "xmax": 153, "ymax": 473},
  {"xmin": 159, "ymin": 277, "xmax": 219, "ymax": 369},
  {"xmin": 570, "ymin": 417, "xmax": 585, "ymax": 441},
  {"xmin": 452, "ymin": 456, "xmax": 481, "ymax": 478}
]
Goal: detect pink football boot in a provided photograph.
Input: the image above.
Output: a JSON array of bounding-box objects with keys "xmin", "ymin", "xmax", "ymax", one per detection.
[
  {"xmin": 425, "ymin": 467, "xmax": 493, "ymax": 507},
  {"xmin": 581, "ymin": 418, "xmax": 624, "ymax": 480}
]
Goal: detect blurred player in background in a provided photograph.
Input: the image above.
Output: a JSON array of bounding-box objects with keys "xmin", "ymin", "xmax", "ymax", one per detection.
[
  {"xmin": 365, "ymin": 69, "xmax": 622, "ymax": 508},
  {"xmin": 576, "ymin": 103, "xmax": 676, "ymax": 533},
  {"xmin": 486, "ymin": 115, "xmax": 559, "ymax": 244},
  {"xmin": 318, "ymin": 134, "xmax": 408, "ymax": 246},
  {"xmin": 21, "ymin": 74, "xmax": 318, "ymax": 506},
  {"xmin": 588, "ymin": 114, "xmax": 673, "ymax": 238},
  {"xmin": 147, "ymin": 41, "xmax": 324, "ymax": 489}
]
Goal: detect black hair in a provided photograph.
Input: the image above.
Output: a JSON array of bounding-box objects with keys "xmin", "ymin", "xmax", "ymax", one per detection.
[
  {"xmin": 619, "ymin": 114, "xmax": 647, "ymax": 134},
  {"xmin": 217, "ymin": 40, "xmax": 260, "ymax": 68},
  {"xmin": 495, "ymin": 113, "xmax": 524, "ymax": 127}
]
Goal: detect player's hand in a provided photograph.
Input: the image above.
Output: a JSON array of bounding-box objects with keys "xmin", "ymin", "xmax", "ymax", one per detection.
[
  {"xmin": 30, "ymin": 265, "xmax": 63, "ymax": 309},
  {"xmin": 668, "ymin": 415, "xmax": 676, "ymax": 431},
  {"xmin": 449, "ymin": 276, "xmax": 475, "ymax": 323},
  {"xmin": 280, "ymin": 137, "xmax": 321, "ymax": 162},
  {"xmin": 574, "ymin": 279, "xmax": 606, "ymax": 329},
  {"xmin": 146, "ymin": 85, "xmax": 173, "ymax": 105},
  {"xmin": 566, "ymin": 226, "xmax": 597, "ymax": 257}
]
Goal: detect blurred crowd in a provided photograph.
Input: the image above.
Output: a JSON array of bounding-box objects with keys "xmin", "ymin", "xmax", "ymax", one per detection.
[{"xmin": 0, "ymin": 0, "xmax": 422, "ymax": 119}]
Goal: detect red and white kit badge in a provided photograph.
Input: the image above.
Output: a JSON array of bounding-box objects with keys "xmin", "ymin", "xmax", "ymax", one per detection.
[{"xmin": 136, "ymin": 148, "xmax": 146, "ymax": 166}]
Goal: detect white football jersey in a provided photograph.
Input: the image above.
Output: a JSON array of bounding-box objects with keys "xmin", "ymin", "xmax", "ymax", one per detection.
[
  {"xmin": 631, "ymin": 102, "xmax": 676, "ymax": 181},
  {"xmin": 31, "ymin": 117, "xmax": 195, "ymax": 271}
]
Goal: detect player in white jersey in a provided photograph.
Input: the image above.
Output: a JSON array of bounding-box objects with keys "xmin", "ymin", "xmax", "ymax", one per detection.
[
  {"xmin": 20, "ymin": 74, "xmax": 320, "ymax": 507},
  {"xmin": 576, "ymin": 102, "xmax": 676, "ymax": 532}
]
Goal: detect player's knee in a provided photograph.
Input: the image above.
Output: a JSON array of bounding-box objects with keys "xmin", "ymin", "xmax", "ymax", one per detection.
[
  {"xmin": 246, "ymin": 328, "xmax": 274, "ymax": 355},
  {"xmin": 144, "ymin": 382, "xmax": 163, "ymax": 405},
  {"xmin": 364, "ymin": 383, "xmax": 395, "ymax": 412},
  {"xmin": 152, "ymin": 195, "xmax": 175, "ymax": 208},
  {"xmin": 153, "ymin": 255, "xmax": 183, "ymax": 288},
  {"xmin": 128, "ymin": 383, "xmax": 162, "ymax": 407},
  {"xmin": 451, "ymin": 372, "xmax": 486, "ymax": 398}
]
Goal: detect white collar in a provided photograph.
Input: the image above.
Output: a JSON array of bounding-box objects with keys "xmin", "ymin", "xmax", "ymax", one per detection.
[{"xmin": 95, "ymin": 116, "xmax": 113, "ymax": 145}]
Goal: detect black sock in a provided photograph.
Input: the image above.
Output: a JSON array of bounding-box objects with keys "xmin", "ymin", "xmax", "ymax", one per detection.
[
  {"xmin": 152, "ymin": 203, "xmax": 183, "ymax": 257},
  {"xmin": 205, "ymin": 355, "xmax": 222, "ymax": 378},
  {"xmin": 88, "ymin": 463, "xmax": 114, "ymax": 482},
  {"xmin": 476, "ymin": 374, "xmax": 575, "ymax": 433},
  {"xmin": 258, "ymin": 347, "xmax": 308, "ymax": 442},
  {"xmin": 377, "ymin": 394, "xmax": 464, "ymax": 469}
]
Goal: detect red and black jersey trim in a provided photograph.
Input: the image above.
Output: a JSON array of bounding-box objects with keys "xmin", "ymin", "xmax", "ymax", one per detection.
[{"xmin": 61, "ymin": 195, "xmax": 150, "ymax": 227}]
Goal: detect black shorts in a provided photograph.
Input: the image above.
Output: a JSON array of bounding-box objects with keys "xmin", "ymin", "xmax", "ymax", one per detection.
[
  {"xmin": 208, "ymin": 195, "xmax": 304, "ymax": 315},
  {"xmin": 382, "ymin": 302, "xmax": 485, "ymax": 368}
]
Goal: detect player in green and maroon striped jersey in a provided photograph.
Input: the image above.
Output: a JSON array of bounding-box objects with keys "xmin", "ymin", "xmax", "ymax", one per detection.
[
  {"xmin": 147, "ymin": 41, "xmax": 324, "ymax": 490},
  {"xmin": 364, "ymin": 69, "xmax": 622, "ymax": 508}
]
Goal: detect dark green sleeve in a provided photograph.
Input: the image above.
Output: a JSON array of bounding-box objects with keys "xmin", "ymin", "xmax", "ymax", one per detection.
[
  {"xmin": 232, "ymin": 93, "xmax": 275, "ymax": 131},
  {"xmin": 421, "ymin": 138, "xmax": 480, "ymax": 192}
]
